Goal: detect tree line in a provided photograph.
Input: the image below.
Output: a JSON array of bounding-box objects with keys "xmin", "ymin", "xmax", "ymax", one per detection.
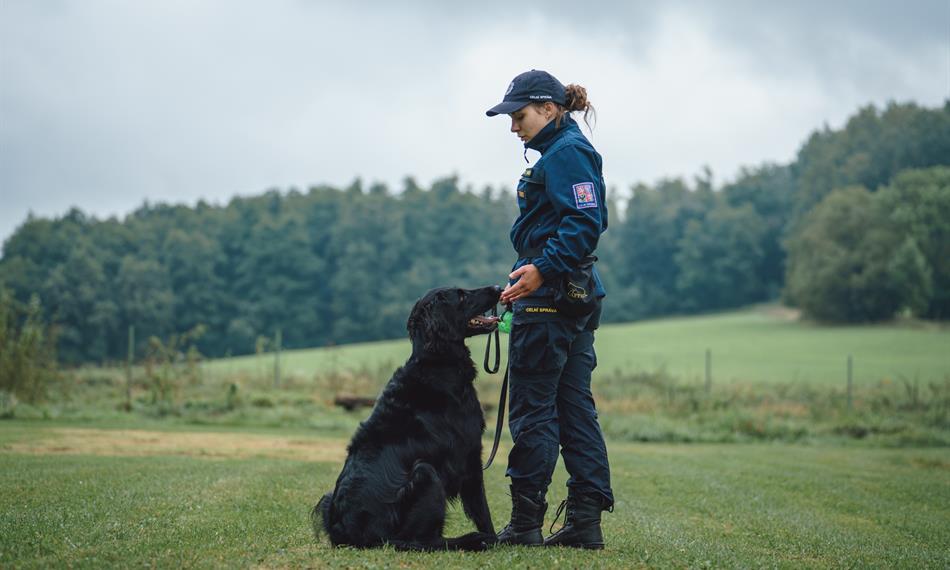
[{"xmin": 1, "ymin": 101, "xmax": 948, "ymax": 364}]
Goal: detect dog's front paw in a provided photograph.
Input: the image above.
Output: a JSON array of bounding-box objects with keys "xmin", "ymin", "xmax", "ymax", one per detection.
[
  {"xmin": 452, "ymin": 531, "xmax": 496, "ymax": 551},
  {"xmin": 480, "ymin": 532, "xmax": 499, "ymax": 549}
]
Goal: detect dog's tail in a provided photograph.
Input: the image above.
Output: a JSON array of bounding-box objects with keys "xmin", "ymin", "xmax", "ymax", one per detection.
[{"xmin": 310, "ymin": 492, "xmax": 333, "ymax": 539}]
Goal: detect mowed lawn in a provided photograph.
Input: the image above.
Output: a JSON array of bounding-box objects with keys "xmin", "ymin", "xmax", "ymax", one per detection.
[
  {"xmin": 203, "ymin": 307, "xmax": 950, "ymax": 387},
  {"xmin": 1, "ymin": 422, "xmax": 948, "ymax": 568}
]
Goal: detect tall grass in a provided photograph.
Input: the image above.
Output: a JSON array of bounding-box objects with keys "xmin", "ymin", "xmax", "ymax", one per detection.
[
  {"xmin": 6, "ymin": 358, "xmax": 948, "ymax": 447},
  {"xmin": 594, "ymin": 367, "xmax": 950, "ymax": 445}
]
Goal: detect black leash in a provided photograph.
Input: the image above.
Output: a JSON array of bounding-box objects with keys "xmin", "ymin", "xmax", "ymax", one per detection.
[
  {"xmin": 482, "ymin": 361, "xmax": 508, "ymax": 470},
  {"xmin": 483, "ymin": 304, "xmax": 500, "ymax": 374},
  {"xmin": 482, "ymin": 303, "xmax": 510, "ymax": 470}
]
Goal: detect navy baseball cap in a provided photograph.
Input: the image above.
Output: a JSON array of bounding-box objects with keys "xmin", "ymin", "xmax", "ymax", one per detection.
[{"xmin": 485, "ymin": 69, "xmax": 566, "ymax": 117}]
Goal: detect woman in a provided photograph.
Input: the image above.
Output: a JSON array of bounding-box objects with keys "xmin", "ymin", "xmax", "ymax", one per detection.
[{"xmin": 486, "ymin": 69, "xmax": 614, "ymax": 549}]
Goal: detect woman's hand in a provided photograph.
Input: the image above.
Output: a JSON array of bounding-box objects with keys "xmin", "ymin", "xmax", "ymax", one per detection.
[{"xmin": 500, "ymin": 263, "xmax": 543, "ymax": 304}]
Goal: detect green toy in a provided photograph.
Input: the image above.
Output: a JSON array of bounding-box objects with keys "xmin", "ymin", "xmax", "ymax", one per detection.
[{"xmin": 498, "ymin": 310, "xmax": 513, "ymax": 334}]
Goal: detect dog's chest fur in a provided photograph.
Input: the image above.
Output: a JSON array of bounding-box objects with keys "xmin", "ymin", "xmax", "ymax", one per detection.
[{"xmin": 348, "ymin": 358, "xmax": 485, "ymax": 466}]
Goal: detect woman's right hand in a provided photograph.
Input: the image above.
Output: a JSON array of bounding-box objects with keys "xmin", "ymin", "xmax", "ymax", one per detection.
[{"xmin": 500, "ymin": 264, "xmax": 543, "ymax": 304}]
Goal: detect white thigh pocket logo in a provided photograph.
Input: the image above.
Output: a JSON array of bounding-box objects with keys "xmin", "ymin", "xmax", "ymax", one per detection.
[{"xmin": 572, "ymin": 182, "xmax": 598, "ymax": 209}]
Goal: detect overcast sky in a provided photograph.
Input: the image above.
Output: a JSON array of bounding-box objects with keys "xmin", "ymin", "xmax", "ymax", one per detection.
[{"xmin": 1, "ymin": 0, "xmax": 948, "ymax": 246}]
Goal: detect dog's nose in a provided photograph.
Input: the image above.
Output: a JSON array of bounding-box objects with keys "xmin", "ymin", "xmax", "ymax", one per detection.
[{"xmin": 492, "ymin": 285, "xmax": 502, "ymax": 294}]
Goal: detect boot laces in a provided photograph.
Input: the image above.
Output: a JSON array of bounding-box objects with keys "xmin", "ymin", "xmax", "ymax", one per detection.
[{"xmin": 548, "ymin": 497, "xmax": 575, "ymax": 534}]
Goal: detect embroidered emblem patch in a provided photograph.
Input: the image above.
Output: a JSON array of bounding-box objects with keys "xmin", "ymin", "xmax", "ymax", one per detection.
[{"xmin": 572, "ymin": 182, "xmax": 597, "ymax": 209}]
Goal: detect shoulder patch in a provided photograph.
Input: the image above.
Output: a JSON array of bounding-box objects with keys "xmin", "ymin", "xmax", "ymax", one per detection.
[{"xmin": 572, "ymin": 182, "xmax": 598, "ymax": 209}]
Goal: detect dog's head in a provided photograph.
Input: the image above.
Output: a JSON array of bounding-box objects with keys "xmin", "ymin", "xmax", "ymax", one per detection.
[{"xmin": 406, "ymin": 285, "xmax": 502, "ymax": 354}]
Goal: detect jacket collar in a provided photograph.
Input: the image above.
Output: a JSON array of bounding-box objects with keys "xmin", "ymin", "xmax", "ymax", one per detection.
[{"xmin": 524, "ymin": 115, "xmax": 578, "ymax": 154}]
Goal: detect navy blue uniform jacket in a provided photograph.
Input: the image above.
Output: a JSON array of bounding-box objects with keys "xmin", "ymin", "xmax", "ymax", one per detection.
[{"xmin": 510, "ymin": 116, "xmax": 608, "ymax": 299}]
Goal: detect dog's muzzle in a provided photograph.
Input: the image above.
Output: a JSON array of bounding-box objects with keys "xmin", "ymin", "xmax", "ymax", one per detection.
[{"xmin": 468, "ymin": 313, "xmax": 500, "ymax": 331}]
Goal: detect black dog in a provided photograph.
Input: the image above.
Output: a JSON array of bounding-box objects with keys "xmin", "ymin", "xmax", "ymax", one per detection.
[{"xmin": 312, "ymin": 285, "xmax": 502, "ymax": 551}]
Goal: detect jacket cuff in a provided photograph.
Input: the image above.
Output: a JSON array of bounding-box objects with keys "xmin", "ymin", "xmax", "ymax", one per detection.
[{"xmin": 532, "ymin": 256, "xmax": 559, "ymax": 284}]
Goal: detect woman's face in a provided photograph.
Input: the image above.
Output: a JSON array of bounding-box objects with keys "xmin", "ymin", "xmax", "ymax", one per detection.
[{"xmin": 509, "ymin": 103, "xmax": 554, "ymax": 143}]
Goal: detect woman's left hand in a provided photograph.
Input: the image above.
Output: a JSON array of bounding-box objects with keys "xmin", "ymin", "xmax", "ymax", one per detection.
[{"xmin": 500, "ymin": 264, "xmax": 543, "ymax": 304}]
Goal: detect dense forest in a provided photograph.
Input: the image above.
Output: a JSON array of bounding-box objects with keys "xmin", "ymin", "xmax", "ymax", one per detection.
[{"xmin": 2, "ymin": 101, "xmax": 949, "ymax": 364}]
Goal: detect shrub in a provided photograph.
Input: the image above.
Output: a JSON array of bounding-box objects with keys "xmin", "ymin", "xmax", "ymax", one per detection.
[{"xmin": 0, "ymin": 289, "xmax": 58, "ymax": 403}]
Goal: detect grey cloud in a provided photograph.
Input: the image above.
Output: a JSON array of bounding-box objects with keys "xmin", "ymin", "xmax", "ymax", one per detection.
[{"xmin": 1, "ymin": 0, "xmax": 947, "ymax": 245}]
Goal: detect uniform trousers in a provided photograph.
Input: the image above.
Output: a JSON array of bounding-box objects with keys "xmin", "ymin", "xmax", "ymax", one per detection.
[{"xmin": 505, "ymin": 300, "xmax": 613, "ymax": 507}]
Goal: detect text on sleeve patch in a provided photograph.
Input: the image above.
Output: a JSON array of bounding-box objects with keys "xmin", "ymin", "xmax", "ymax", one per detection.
[{"xmin": 572, "ymin": 182, "xmax": 598, "ymax": 209}]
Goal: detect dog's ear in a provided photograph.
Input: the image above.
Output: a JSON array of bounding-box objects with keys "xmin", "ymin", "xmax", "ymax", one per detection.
[
  {"xmin": 406, "ymin": 296, "xmax": 428, "ymax": 341},
  {"xmin": 406, "ymin": 292, "xmax": 461, "ymax": 352},
  {"xmin": 423, "ymin": 300, "xmax": 461, "ymax": 351}
]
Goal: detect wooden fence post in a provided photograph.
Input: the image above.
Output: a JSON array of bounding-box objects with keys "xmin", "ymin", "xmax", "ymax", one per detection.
[
  {"xmin": 846, "ymin": 354, "xmax": 853, "ymax": 410},
  {"xmin": 125, "ymin": 325, "xmax": 134, "ymax": 411},
  {"xmin": 274, "ymin": 327, "xmax": 282, "ymax": 388}
]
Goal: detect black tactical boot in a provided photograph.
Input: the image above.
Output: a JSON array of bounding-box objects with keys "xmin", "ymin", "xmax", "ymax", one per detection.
[
  {"xmin": 496, "ymin": 486, "xmax": 548, "ymax": 546},
  {"xmin": 543, "ymin": 492, "xmax": 609, "ymax": 549}
]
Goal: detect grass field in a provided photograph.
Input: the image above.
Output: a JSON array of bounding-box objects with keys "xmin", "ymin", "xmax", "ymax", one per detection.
[
  {"xmin": 203, "ymin": 306, "xmax": 950, "ymax": 387},
  {"xmin": 3, "ymin": 307, "xmax": 949, "ymax": 567},
  {"xmin": 2, "ymin": 421, "xmax": 948, "ymax": 568}
]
